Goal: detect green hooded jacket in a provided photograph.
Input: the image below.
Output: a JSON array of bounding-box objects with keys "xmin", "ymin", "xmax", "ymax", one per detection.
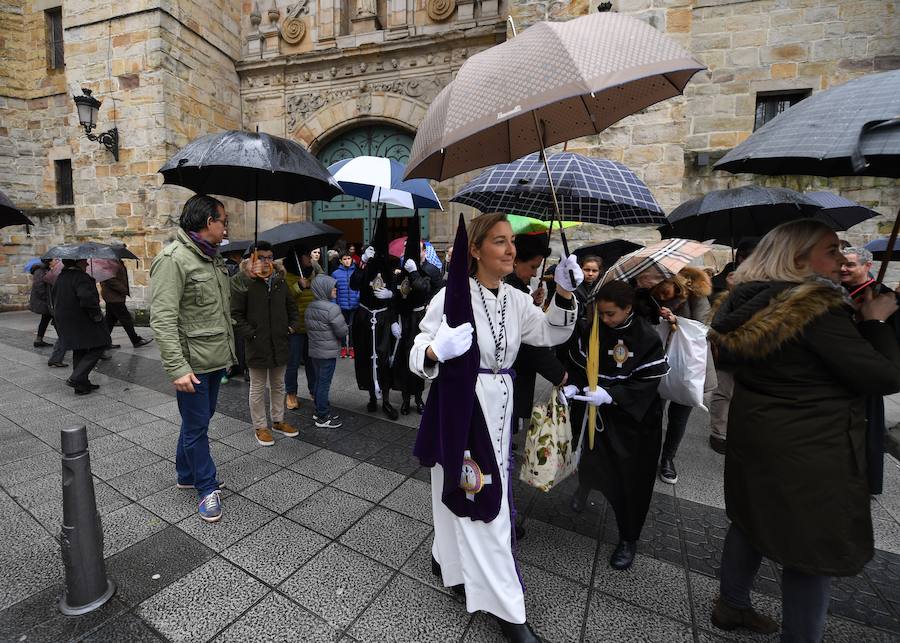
[{"xmin": 150, "ymin": 228, "xmax": 236, "ymax": 380}]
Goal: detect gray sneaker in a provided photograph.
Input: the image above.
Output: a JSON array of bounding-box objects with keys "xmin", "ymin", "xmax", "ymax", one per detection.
[{"xmin": 313, "ymin": 414, "xmax": 342, "ymax": 429}]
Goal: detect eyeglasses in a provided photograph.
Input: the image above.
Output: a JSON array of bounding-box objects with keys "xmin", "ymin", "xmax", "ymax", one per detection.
[{"xmin": 256, "ymin": 255, "xmax": 274, "ymax": 262}]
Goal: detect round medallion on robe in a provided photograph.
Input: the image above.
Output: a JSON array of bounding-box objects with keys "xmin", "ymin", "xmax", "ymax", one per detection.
[{"xmin": 426, "ymin": 0, "xmax": 456, "ymax": 22}]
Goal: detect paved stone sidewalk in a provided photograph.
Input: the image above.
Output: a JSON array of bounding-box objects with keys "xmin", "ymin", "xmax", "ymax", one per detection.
[{"xmin": 0, "ymin": 312, "xmax": 898, "ymax": 642}]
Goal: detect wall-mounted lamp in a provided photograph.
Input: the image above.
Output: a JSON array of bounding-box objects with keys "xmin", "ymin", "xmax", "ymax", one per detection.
[{"xmin": 73, "ymin": 88, "xmax": 119, "ymax": 162}]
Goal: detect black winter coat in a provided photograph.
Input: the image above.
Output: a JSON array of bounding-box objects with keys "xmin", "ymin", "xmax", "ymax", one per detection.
[
  {"xmin": 51, "ymin": 268, "xmax": 111, "ymax": 350},
  {"xmin": 230, "ymin": 265, "xmax": 299, "ymax": 369},
  {"xmin": 29, "ymin": 266, "xmax": 51, "ymax": 315},
  {"xmin": 709, "ymin": 280, "xmax": 900, "ymax": 576}
]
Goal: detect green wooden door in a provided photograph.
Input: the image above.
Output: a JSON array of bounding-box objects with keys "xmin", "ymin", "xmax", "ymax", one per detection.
[{"xmin": 313, "ymin": 125, "xmax": 429, "ymax": 245}]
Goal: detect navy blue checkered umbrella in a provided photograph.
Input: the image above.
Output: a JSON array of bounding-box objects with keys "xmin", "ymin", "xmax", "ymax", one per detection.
[{"xmin": 451, "ymin": 152, "xmax": 665, "ymax": 226}]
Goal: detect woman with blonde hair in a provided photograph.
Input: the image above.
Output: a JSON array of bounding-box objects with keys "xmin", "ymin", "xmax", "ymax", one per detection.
[
  {"xmin": 411, "ymin": 213, "xmax": 581, "ymax": 643},
  {"xmin": 707, "ymin": 219, "xmax": 900, "ymax": 640}
]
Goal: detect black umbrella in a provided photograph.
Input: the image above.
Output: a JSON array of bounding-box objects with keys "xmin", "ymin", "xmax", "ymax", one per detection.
[
  {"xmin": 804, "ymin": 191, "xmax": 880, "ymax": 231},
  {"xmin": 574, "ymin": 240, "xmax": 643, "ymax": 269},
  {"xmin": 257, "ymin": 221, "xmax": 342, "ymax": 259},
  {"xmin": 865, "ymin": 238, "xmax": 900, "ymax": 262},
  {"xmin": 217, "ymin": 239, "xmax": 253, "ymax": 256},
  {"xmin": 44, "ymin": 242, "xmax": 135, "ymax": 260},
  {"xmin": 0, "ymin": 190, "xmax": 33, "ymax": 229},
  {"xmin": 659, "ymin": 186, "xmax": 821, "ymax": 247},
  {"xmin": 158, "ymin": 130, "xmax": 344, "ymax": 242}
]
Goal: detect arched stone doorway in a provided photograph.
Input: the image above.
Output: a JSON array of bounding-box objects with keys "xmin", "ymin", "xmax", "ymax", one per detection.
[{"xmin": 312, "ymin": 123, "xmax": 430, "ymax": 246}]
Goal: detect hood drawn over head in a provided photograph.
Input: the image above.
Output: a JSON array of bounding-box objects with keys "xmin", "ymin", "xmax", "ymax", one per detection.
[{"xmin": 312, "ymin": 274, "xmax": 336, "ymax": 300}]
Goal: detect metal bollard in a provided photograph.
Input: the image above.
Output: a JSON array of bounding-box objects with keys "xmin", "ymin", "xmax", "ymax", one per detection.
[{"xmin": 58, "ymin": 425, "xmax": 116, "ymax": 616}]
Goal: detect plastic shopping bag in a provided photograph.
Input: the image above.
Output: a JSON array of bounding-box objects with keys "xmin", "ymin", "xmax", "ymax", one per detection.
[
  {"xmin": 519, "ymin": 388, "xmax": 577, "ymax": 492},
  {"xmin": 657, "ymin": 316, "xmax": 709, "ymax": 410}
]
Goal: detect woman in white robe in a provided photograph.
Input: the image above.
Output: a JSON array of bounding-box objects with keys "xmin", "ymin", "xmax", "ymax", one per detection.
[{"xmin": 410, "ymin": 213, "xmax": 581, "ymax": 643}]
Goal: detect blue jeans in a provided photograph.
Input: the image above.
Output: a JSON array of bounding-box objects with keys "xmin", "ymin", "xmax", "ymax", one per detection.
[
  {"xmin": 175, "ymin": 370, "xmax": 223, "ymax": 498},
  {"xmin": 311, "ymin": 357, "xmax": 336, "ymax": 418},
  {"xmin": 285, "ymin": 333, "xmax": 315, "ymax": 396}
]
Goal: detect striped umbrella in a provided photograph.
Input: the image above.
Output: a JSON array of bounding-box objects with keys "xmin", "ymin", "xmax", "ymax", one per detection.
[
  {"xmin": 601, "ymin": 238, "xmax": 712, "ymax": 288},
  {"xmin": 328, "ymin": 156, "xmax": 442, "ymax": 210}
]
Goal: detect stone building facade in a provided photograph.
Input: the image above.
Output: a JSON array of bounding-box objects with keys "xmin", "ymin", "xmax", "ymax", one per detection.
[{"xmin": 0, "ymin": 0, "xmax": 897, "ymax": 309}]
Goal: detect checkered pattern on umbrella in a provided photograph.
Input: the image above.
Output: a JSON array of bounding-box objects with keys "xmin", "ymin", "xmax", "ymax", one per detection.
[
  {"xmin": 601, "ymin": 239, "xmax": 711, "ymax": 285},
  {"xmin": 451, "ymin": 152, "xmax": 665, "ymax": 226}
]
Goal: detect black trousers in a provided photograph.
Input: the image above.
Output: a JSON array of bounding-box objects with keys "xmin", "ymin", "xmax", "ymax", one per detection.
[
  {"xmin": 37, "ymin": 314, "xmax": 52, "ymax": 338},
  {"xmin": 71, "ymin": 347, "xmax": 105, "ymax": 389},
  {"xmin": 105, "ymin": 302, "xmax": 140, "ymax": 344}
]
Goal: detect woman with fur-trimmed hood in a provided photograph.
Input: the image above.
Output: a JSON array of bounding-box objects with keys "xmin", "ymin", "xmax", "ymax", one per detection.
[
  {"xmin": 648, "ymin": 265, "xmax": 714, "ymax": 485},
  {"xmin": 706, "ymin": 219, "xmax": 900, "ymax": 641}
]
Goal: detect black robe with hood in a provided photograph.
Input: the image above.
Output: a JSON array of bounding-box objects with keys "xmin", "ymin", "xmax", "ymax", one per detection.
[{"xmin": 710, "ymin": 279, "xmax": 900, "ymax": 576}]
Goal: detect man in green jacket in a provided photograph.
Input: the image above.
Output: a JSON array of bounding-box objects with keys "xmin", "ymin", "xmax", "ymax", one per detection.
[{"xmin": 150, "ymin": 195, "xmax": 234, "ymax": 523}]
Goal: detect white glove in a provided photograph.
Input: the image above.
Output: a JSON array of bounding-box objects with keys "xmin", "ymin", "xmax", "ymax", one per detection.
[
  {"xmin": 554, "ymin": 254, "xmax": 584, "ymax": 293},
  {"xmin": 573, "ymin": 386, "xmax": 613, "ymax": 406},
  {"xmin": 374, "ymin": 287, "xmax": 393, "ymax": 300},
  {"xmin": 558, "ymin": 384, "xmax": 579, "ymax": 407},
  {"xmin": 391, "ymin": 322, "xmax": 402, "ymax": 339},
  {"xmin": 429, "ymin": 314, "xmax": 473, "ymax": 362},
  {"xmin": 362, "ymin": 246, "xmax": 375, "ymax": 263},
  {"xmin": 403, "ymin": 258, "xmax": 417, "ymax": 273}
]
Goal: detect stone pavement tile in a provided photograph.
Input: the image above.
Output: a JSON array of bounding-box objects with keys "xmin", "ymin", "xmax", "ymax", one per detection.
[
  {"xmin": 91, "ymin": 445, "xmax": 163, "ymax": 481},
  {"xmin": 357, "ymin": 419, "xmax": 416, "ymax": 443},
  {"xmin": 222, "ymin": 516, "xmax": 329, "ymax": 585},
  {"xmin": 285, "ymin": 486, "xmax": 374, "ymax": 539},
  {"xmin": 460, "ymin": 613, "xmax": 506, "ymax": 642},
  {"xmin": 0, "ymin": 507, "xmax": 51, "ymax": 548},
  {"xmin": 215, "ymin": 453, "xmax": 281, "ymax": 491},
  {"xmin": 136, "ymin": 432, "xmax": 179, "ymax": 461},
  {"xmin": 0, "ymin": 449, "xmax": 59, "ymax": 487},
  {"xmin": 585, "ymin": 592, "xmax": 694, "ymax": 642},
  {"xmin": 865, "ymin": 550, "xmax": 900, "ymax": 607},
  {"xmin": 365, "ymin": 442, "xmax": 421, "ymax": 476},
  {"xmin": 328, "ymin": 409, "xmax": 378, "ymax": 432},
  {"xmin": 380, "ymin": 477, "xmax": 433, "ymax": 525},
  {"xmin": 0, "ymin": 433, "xmax": 51, "ymax": 465},
  {"xmin": 102, "ymin": 502, "xmax": 167, "ymax": 557},
  {"xmin": 400, "ymin": 535, "xmax": 458, "ymax": 598},
  {"xmin": 209, "ymin": 440, "xmax": 246, "ymax": 466},
  {"xmin": 0, "ymin": 536, "xmax": 62, "ymax": 611},
  {"xmin": 241, "ymin": 468, "xmax": 323, "ymax": 513},
  {"xmin": 829, "ymin": 573, "xmax": 900, "ymax": 633},
  {"xmin": 8, "ymin": 472, "xmax": 130, "ymax": 532},
  {"xmin": 520, "ymin": 562, "xmax": 590, "ymax": 643},
  {"xmin": 348, "ymin": 574, "xmax": 471, "ymax": 643},
  {"xmin": 177, "ymin": 494, "xmax": 276, "ymax": 552},
  {"xmin": 602, "ymin": 493, "xmax": 684, "ymax": 569},
  {"xmin": 524, "ymin": 473, "xmax": 605, "ymax": 539},
  {"xmin": 78, "ymin": 401, "xmax": 138, "ymax": 422},
  {"xmin": 87, "ymin": 432, "xmax": 137, "ymax": 459},
  {"xmin": 144, "ymin": 400, "xmax": 182, "ymax": 423},
  {"xmin": 593, "ymin": 541, "xmax": 692, "ymax": 623},
  {"xmin": 137, "ymin": 557, "xmax": 268, "ymax": 643},
  {"xmin": 873, "ymin": 517, "xmax": 900, "ymax": 556},
  {"xmin": 0, "ymin": 583, "xmax": 128, "ymax": 643},
  {"xmin": 108, "ymin": 460, "xmax": 176, "ymax": 501},
  {"xmin": 327, "ymin": 431, "xmax": 389, "ymax": 461},
  {"xmin": 690, "ymin": 572, "xmax": 782, "ymax": 641},
  {"xmin": 139, "ymin": 485, "xmax": 201, "ymax": 524},
  {"xmin": 332, "ymin": 462, "xmax": 405, "ymax": 502},
  {"xmin": 208, "ymin": 414, "xmax": 253, "ymax": 440},
  {"xmin": 82, "ymin": 612, "xmax": 165, "ymax": 642},
  {"xmin": 106, "ymin": 526, "xmax": 216, "ymax": 606},
  {"xmin": 251, "ymin": 438, "xmax": 319, "ymax": 467},
  {"xmin": 118, "ymin": 418, "xmax": 180, "ymax": 446},
  {"xmin": 220, "ymin": 426, "xmax": 273, "ymax": 453},
  {"xmin": 280, "ymin": 543, "xmax": 393, "ymax": 629},
  {"xmin": 116, "ymin": 390, "xmax": 174, "ymax": 410},
  {"xmin": 340, "ymin": 506, "xmax": 431, "ymax": 568},
  {"xmin": 27, "ymin": 421, "xmax": 109, "ymax": 451},
  {"xmin": 673, "ymin": 471, "xmax": 727, "ymax": 510},
  {"xmin": 289, "ymin": 448, "xmax": 359, "ymax": 484},
  {"xmin": 516, "ymin": 518, "xmax": 597, "ymax": 585},
  {"xmin": 213, "ymin": 591, "xmax": 340, "ymax": 642}
]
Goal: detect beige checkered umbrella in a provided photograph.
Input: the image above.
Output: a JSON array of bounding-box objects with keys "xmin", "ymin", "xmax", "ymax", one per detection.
[{"xmin": 404, "ymin": 12, "xmax": 705, "ymax": 182}]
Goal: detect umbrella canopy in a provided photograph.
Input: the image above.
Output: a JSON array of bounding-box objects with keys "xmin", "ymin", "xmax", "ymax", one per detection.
[
  {"xmin": 405, "ymin": 12, "xmax": 704, "ymax": 181},
  {"xmin": 507, "ymin": 214, "xmax": 581, "ymax": 235},
  {"xmin": 23, "ymin": 258, "xmax": 44, "ymax": 273},
  {"xmin": 804, "ymin": 191, "xmax": 880, "ymax": 231},
  {"xmin": 0, "ymin": 190, "xmax": 33, "ymax": 229},
  {"xmin": 44, "ymin": 242, "xmax": 130, "ymax": 261},
  {"xmin": 110, "ymin": 244, "xmax": 139, "ymax": 260},
  {"xmin": 159, "ymin": 130, "xmax": 343, "ymax": 202},
  {"xmin": 865, "ymin": 238, "xmax": 900, "ymax": 262},
  {"xmin": 329, "ymin": 157, "xmax": 442, "ymax": 210},
  {"xmin": 256, "ymin": 221, "xmax": 342, "ymax": 259},
  {"xmin": 217, "ymin": 239, "xmax": 253, "ymax": 256},
  {"xmin": 452, "ymin": 153, "xmax": 665, "ymax": 226},
  {"xmin": 601, "ymin": 238, "xmax": 712, "ymax": 287},
  {"xmin": 85, "ymin": 258, "xmax": 120, "ymax": 283},
  {"xmin": 574, "ymin": 240, "xmax": 644, "ymax": 268},
  {"xmin": 715, "ymin": 70, "xmax": 900, "ymax": 178},
  {"xmin": 659, "ymin": 186, "xmax": 821, "ymax": 246}
]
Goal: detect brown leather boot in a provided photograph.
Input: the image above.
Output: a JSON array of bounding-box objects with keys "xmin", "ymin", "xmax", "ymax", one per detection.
[
  {"xmin": 710, "ymin": 597, "xmax": 778, "ymax": 634},
  {"xmin": 286, "ymin": 394, "xmax": 299, "ymax": 410}
]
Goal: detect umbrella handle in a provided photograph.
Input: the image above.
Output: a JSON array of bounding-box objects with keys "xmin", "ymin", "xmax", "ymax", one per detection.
[{"xmin": 875, "ymin": 206, "xmax": 899, "ymax": 285}]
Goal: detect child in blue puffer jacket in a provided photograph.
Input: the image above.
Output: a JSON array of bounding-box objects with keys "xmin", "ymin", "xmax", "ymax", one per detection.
[{"xmin": 332, "ymin": 252, "xmax": 359, "ymax": 358}]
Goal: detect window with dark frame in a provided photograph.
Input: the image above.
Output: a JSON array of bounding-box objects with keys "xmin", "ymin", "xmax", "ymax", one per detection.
[
  {"xmin": 45, "ymin": 7, "xmax": 64, "ymax": 70},
  {"xmin": 55, "ymin": 160, "xmax": 74, "ymax": 206},
  {"xmin": 753, "ymin": 89, "xmax": 811, "ymax": 131}
]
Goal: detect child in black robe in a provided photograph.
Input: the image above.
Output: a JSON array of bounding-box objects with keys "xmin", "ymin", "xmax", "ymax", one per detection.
[{"xmin": 564, "ymin": 281, "xmax": 668, "ymax": 571}]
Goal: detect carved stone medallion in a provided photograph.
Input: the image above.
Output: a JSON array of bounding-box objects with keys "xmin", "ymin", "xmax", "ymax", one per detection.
[{"xmin": 426, "ymin": 0, "xmax": 455, "ymax": 21}]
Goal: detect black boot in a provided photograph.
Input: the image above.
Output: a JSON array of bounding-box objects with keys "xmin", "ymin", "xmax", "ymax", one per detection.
[
  {"xmin": 493, "ymin": 616, "xmax": 543, "ymax": 643},
  {"xmin": 431, "ymin": 556, "xmax": 465, "ymax": 596},
  {"xmin": 659, "ymin": 457, "xmax": 678, "ymax": 484},
  {"xmin": 366, "ymin": 394, "xmax": 378, "ymax": 413},
  {"xmin": 415, "ymin": 396, "xmax": 425, "ymax": 414},
  {"xmin": 609, "ymin": 540, "xmax": 636, "ymax": 570},
  {"xmin": 382, "ymin": 400, "xmax": 399, "ymax": 421},
  {"xmin": 400, "ymin": 397, "xmax": 410, "ymax": 415},
  {"xmin": 570, "ymin": 485, "xmax": 589, "ymax": 513}
]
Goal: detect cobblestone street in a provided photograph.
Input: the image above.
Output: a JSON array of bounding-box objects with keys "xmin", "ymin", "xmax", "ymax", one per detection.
[{"xmin": 0, "ymin": 311, "xmax": 898, "ymax": 642}]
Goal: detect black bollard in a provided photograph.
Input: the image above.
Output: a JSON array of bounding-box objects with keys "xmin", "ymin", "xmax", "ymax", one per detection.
[{"xmin": 58, "ymin": 425, "xmax": 116, "ymax": 616}]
